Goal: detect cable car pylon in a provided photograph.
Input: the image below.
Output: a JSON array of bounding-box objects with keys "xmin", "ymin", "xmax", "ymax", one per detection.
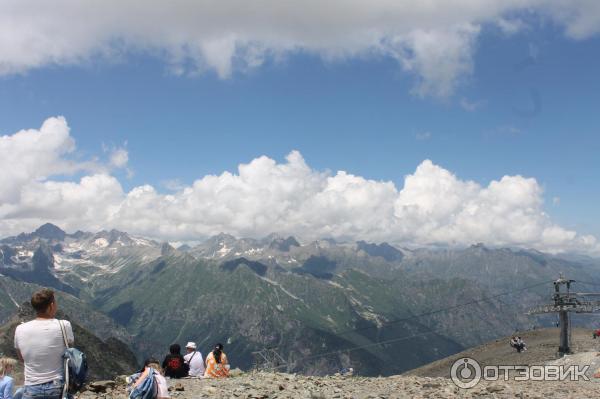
[{"xmin": 528, "ymin": 274, "xmax": 600, "ymax": 356}]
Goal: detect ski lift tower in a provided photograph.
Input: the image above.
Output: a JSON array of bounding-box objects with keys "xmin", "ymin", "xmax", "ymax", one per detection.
[{"xmin": 528, "ymin": 275, "xmax": 600, "ymax": 356}]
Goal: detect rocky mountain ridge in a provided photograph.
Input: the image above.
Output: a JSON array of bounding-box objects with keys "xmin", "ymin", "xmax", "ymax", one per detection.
[{"xmin": 3, "ymin": 224, "xmax": 600, "ymax": 376}]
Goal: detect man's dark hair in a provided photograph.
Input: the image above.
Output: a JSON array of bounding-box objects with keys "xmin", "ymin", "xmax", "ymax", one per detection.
[
  {"xmin": 169, "ymin": 344, "xmax": 181, "ymax": 355},
  {"xmin": 30, "ymin": 288, "xmax": 55, "ymax": 313}
]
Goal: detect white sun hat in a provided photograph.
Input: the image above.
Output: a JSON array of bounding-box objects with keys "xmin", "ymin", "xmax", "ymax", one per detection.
[{"xmin": 185, "ymin": 342, "xmax": 197, "ymax": 349}]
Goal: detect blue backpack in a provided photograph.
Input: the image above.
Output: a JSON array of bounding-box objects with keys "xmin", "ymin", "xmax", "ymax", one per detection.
[
  {"xmin": 128, "ymin": 369, "xmax": 159, "ymax": 399},
  {"xmin": 59, "ymin": 320, "xmax": 88, "ymax": 393}
]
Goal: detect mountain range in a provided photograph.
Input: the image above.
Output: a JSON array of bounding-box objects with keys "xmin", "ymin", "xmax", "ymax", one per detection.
[{"xmin": 2, "ymin": 223, "xmax": 600, "ymax": 376}]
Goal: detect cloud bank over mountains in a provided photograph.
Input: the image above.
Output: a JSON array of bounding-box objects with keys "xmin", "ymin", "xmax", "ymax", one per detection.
[
  {"xmin": 1, "ymin": 1, "xmax": 600, "ymax": 97},
  {"xmin": 1, "ymin": 117, "xmax": 598, "ymax": 255}
]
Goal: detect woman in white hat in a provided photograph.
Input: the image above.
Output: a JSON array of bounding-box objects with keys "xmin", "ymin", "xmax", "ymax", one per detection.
[{"xmin": 183, "ymin": 342, "xmax": 205, "ymax": 377}]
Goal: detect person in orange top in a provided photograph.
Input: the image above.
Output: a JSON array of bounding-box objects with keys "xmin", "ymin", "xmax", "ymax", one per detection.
[{"xmin": 203, "ymin": 343, "xmax": 230, "ymax": 378}]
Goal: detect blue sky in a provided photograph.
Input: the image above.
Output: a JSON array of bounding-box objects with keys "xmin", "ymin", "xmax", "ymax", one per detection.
[{"xmin": 0, "ymin": 1, "xmax": 599, "ymax": 253}]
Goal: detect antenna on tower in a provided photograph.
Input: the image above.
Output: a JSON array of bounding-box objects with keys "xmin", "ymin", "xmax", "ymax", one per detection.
[{"xmin": 528, "ymin": 274, "xmax": 600, "ymax": 356}]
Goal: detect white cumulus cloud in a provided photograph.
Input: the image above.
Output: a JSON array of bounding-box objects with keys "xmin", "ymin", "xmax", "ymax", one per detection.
[
  {"xmin": 1, "ymin": 1, "xmax": 600, "ymax": 97},
  {"xmin": 0, "ymin": 116, "xmax": 93, "ymax": 203},
  {"xmin": 0, "ymin": 116, "xmax": 598, "ymax": 255}
]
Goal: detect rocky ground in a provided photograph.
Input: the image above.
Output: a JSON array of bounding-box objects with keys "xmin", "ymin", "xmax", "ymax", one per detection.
[
  {"xmin": 407, "ymin": 327, "xmax": 600, "ymax": 378},
  {"xmin": 80, "ymin": 371, "xmax": 600, "ymax": 399},
  {"xmin": 75, "ymin": 328, "xmax": 600, "ymax": 398}
]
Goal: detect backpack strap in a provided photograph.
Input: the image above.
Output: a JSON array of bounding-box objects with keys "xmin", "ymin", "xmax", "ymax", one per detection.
[
  {"xmin": 58, "ymin": 320, "xmax": 70, "ymax": 349},
  {"xmin": 187, "ymin": 351, "xmax": 197, "ymax": 364}
]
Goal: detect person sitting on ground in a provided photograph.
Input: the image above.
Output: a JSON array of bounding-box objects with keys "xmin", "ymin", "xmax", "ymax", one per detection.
[
  {"xmin": 0, "ymin": 357, "xmax": 18, "ymax": 399},
  {"xmin": 510, "ymin": 336, "xmax": 526, "ymax": 353},
  {"xmin": 516, "ymin": 336, "xmax": 527, "ymax": 352},
  {"xmin": 162, "ymin": 344, "xmax": 188, "ymax": 378},
  {"xmin": 131, "ymin": 359, "xmax": 169, "ymax": 399},
  {"xmin": 14, "ymin": 289, "xmax": 74, "ymax": 399},
  {"xmin": 204, "ymin": 343, "xmax": 230, "ymax": 378},
  {"xmin": 183, "ymin": 342, "xmax": 204, "ymax": 378}
]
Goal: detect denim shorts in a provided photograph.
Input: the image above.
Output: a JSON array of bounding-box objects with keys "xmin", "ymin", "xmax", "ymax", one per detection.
[{"xmin": 20, "ymin": 379, "xmax": 64, "ymax": 399}]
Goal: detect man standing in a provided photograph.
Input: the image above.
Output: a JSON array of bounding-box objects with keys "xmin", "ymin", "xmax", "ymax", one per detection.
[
  {"xmin": 14, "ymin": 289, "xmax": 74, "ymax": 399},
  {"xmin": 183, "ymin": 342, "xmax": 205, "ymax": 377}
]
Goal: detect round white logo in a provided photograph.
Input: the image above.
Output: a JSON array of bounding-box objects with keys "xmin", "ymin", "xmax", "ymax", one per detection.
[{"xmin": 450, "ymin": 357, "xmax": 482, "ymax": 389}]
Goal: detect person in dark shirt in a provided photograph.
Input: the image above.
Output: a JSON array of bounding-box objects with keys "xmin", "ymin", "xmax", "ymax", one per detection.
[{"xmin": 161, "ymin": 344, "xmax": 188, "ymax": 378}]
